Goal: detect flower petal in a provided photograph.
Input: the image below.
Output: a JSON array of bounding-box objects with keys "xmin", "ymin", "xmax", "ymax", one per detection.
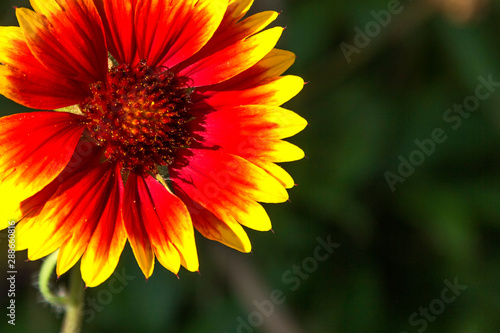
[
  {"xmin": 17, "ymin": 0, "xmax": 107, "ymax": 86},
  {"xmin": 188, "ymin": 105, "xmax": 305, "ymax": 188},
  {"xmin": 122, "ymin": 175, "xmax": 154, "ymax": 279},
  {"xmin": 196, "ymin": 75, "xmax": 304, "ymax": 109},
  {"xmin": 16, "ymin": 159, "xmax": 123, "ymax": 287},
  {"xmin": 57, "ymin": 164, "xmax": 123, "ymax": 278},
  {"xmin": 253, "ymin": 159, "xmax": 295, "ymax": 189},
  {"xmin": 179, "ymin": 27, "xmax": 283, "ymax": 87},
  {"xmin": 176, "ymin": 0, "xmax": 280, "ymax": 81},
  {"xmin": 190, "ymin": 105, "xmax": 306, "ymax": 162},
  {"xmin": 135, "ymin": 0, "xmax": 227, "ymax": 68},
  {"xmin": 194, "ymin": 105, "xmax": 307, "ymax": 140},
  {"xmin": 198, "ymin": 10, "xmax": 279, "ymax": 62},
  {"xmin": 205, "ymin": 48, "xmax": 298, "ymax": 92},
  {"xmin": 170, "ymin": 149, "xmax": 287, "ymax": 233},
  {"xmin": 0, "ymin": 112, "xmax": 85, "ymax": 227},
  {"xmin": 80, "ymin": 163, "xmax": 126, "ymax": 287},
  {"xmin": 0, "ymin": 27, "xmax": 89, "ymax": 109},
  {"xmin": 94, "ymin": 0, "xmax": 139, "ymax": 65},
  {"xmin": 16, "ymin": 140, "xmax": 102, "ymax": 221},
  {"xmin": 14, "ymin": 148, "xmax": 119, "ymax": 267},
  {"xmin": 0, "ymin": 209, "xmax": 19, "ymax": 231},
  {"xmin": 123, "ymin": 173, "xmax": 198, "ymax": 276},
  {"xmin": 225, "ymin": 0, "xmax": 253, "ymax": 24},
  {"xmin": 176, "ymin": 191, "xmax": 252, "ymax": 252}
]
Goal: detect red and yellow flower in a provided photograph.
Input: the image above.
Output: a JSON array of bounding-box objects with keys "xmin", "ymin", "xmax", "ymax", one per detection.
[{"xmin": 0, "ymin": 0, "xmax": 306, "ymax": 287}]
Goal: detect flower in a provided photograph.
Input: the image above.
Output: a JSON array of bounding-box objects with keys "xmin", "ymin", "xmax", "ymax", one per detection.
[{"xmin": 0, "ymin": 0, "xmax": 306, "ymax": 287}]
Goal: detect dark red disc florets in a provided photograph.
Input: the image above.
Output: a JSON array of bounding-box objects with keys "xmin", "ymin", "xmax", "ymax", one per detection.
[{"xmin": 80, "ymin": 60, "xmax": 193, "ymax": 176}]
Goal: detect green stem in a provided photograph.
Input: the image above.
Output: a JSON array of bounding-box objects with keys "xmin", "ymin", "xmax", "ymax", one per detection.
[
  {"xmin": 60, "ymin": 266, "xmax": 85, "ymax": 333},
  {"xmin": 39, "ymin": 250, "xmax": 65, "ymax": 307},
  {"xmin": 38, "ymin": 250, "xmax": 85, "ymax": 333}
]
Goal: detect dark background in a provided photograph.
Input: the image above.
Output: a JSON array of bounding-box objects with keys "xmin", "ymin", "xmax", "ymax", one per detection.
[{"xmin": 1, "ymin": 0, "xmax": 500, "ymax": 332}]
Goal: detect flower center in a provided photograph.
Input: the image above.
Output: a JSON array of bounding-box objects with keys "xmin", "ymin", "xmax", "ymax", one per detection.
[{"xmin": 80, "ymin": 60, "xmax": 193, "ymax": 176}]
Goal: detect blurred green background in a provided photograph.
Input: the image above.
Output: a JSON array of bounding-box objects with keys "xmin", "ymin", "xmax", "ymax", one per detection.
[{"xmin": 1, "ymin": 0, "xmax": 500, "ymax": 332}]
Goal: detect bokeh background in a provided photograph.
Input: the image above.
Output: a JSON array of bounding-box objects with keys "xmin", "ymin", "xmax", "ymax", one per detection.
[{"xmin": 1, "ymin": 0, "xmax": 500, "ymax": 332}]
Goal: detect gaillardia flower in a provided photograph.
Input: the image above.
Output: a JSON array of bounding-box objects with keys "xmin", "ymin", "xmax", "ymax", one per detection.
[{"xmin": 0, "ymin": 0, "xmax": 306, "ymax": 287}]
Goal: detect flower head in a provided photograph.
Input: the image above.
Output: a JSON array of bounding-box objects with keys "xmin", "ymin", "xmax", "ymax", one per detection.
[{"xmin": 0, "ymin": 0, "xmax": 306, "ymax": 287}]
